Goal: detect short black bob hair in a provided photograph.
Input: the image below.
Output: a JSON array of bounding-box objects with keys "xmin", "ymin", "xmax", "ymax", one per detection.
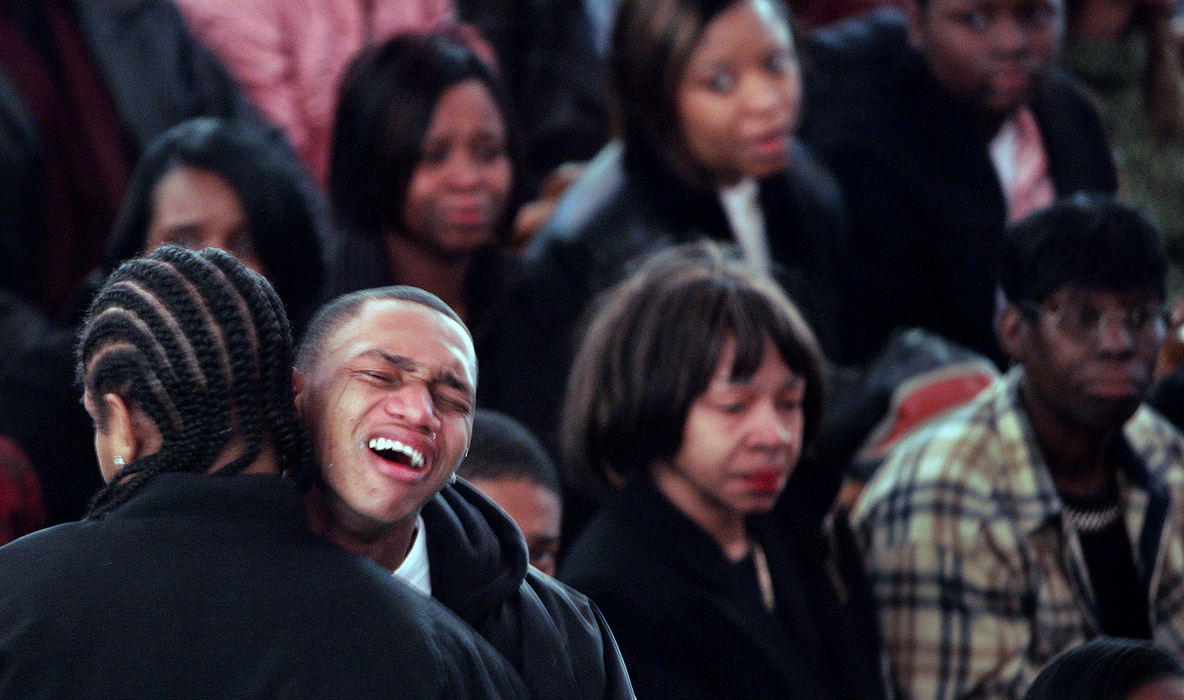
[
  {"xmin": 106, "ymin": 117, "xmax": 327, "ymax": 332},
  {"xmin": 1000, "ymin": 193, "xmax": 1167, "ymax": 308},
  {"xmin": 1022, "ymin": 637, "xmax": 1184, "ymax": 700},
  {"xmin": 561, "ymin": 240, "xmax": 825, "ymax": 491},
  {"xmin": 329, "ymin": 30, "xmax": 519, "ymax": 239}
]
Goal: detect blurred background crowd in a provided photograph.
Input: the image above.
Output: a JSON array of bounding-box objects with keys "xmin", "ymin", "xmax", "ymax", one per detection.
[{"xmin": 5, "ymin": 0, "xmax": 1184, "ymax": 697}]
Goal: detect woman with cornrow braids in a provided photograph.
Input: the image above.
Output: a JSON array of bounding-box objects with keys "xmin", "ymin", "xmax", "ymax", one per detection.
[{"xmin": 0, "ymin": 246, "xmax": 526, "ymax": 699}]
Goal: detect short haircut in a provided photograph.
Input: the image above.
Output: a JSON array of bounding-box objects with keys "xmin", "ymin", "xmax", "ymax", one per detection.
[
  {"xmin": 329, "ymin": 30, "xmax": 519, "ymax": 238},
  {"xmin": 295, "ymin": 286, "xmax": 469, "ymax": 375},
  {"xmin": 457, "ymin": 409, "xmax": 561, "ymax": 495},
  {"xmin": 1000, "ymin": 193, "xmax": 1167, "ymax": 308},
  {"xmin": 561, "ymin": 240, "xmax": 825, "ymax": 491},
  {"xmin": 1022, "ymin": 637, "xmax": 1184, "ymax": 700},
  {"xmin": 609, "ymin": 0, "xmax": 794, "ymax": 187},
  {"xmin": 106, "ymin": 117, "xmax": 327, "ymax": 332},
  {"xmin": 77, "ymin": 246, "xmax": 313, "ymax": 517}
]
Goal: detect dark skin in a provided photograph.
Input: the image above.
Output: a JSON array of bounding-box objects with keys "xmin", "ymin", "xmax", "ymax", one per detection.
[
  {"xmin": 906, "ymin": 0, "xmax": 1063, "ymax": 137},
  {"xmin": 998, "ymin": 285, "xmax": 1164, "ymax": 498},
  {"xmin": 1021, "ymin": 381, "xmax": 1120, "ymax": 497}
]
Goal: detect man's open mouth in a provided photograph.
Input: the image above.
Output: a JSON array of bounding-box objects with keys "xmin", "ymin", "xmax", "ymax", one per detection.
[{"xmin": 368, "ymin": 438, "xmax": 425, "ymax": 470}]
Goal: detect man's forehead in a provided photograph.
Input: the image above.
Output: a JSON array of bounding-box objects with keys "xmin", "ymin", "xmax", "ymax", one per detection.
[{"xmin": 328, "ymin": 299, "xmax": 475, "ymax": 376}]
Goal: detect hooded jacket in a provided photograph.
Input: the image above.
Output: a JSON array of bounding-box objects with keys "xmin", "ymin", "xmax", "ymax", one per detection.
[{"xmin": 422, "ymin": 479, "xmax": 635, "ymax": 700}]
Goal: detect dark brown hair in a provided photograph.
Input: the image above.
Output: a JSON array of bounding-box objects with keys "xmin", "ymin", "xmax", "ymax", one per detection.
[
  {"xmin": 330, "ymin": 30, "xmax": 520, "ymax": 240},
  {"xmin": 609, "ymin": 0, "xmax": 794, "ymax": 187},
  {"xmin": 561, "ymin": 240, "xmax": 825, "ymax": 494}
]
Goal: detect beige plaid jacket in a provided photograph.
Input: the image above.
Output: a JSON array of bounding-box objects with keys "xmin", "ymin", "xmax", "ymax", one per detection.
[{"xmin": 854, "ymin": 368, "xmax": 1184, "ymax": 700}]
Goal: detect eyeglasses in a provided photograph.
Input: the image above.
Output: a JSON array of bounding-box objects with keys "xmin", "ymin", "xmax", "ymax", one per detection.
[{"xmin": 1019, "ymin": 299, "xmax": 1168, "ymax": 345}]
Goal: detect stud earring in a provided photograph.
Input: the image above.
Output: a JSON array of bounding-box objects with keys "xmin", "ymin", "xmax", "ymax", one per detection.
[
  {"xmin": 449, "ymin": 472, "xmax": 458, "ymax": 485},
  {"xmin": 113, "ymin": 455, "xmax": 127, "ymax": 470}
]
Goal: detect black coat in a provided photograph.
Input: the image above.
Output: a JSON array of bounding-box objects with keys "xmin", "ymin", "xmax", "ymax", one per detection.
[
  {"xmin": 559, "ymin": 478, "xmax": 887, "ymax": 700},
  {"xmin": 0, "ymin": 473, "xmax": 527, "ymax": 698},
  {"xmin": 424, "ymin": 479, "xmax": 635, "ymax": 700},
  {"xmin": 486, "ymin": 139, "xmax": 849, "ymax": 457},
  {"xmin": 799, "ymin": 10, "xmax": 1117, "ymax": 365}
]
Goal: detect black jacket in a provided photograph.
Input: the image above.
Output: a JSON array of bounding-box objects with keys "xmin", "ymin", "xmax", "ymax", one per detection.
[
  {"xmin": 559, "ymin": 477, "xmax": 886, "ymax": 700},
  {"xmin": 424, "ymin": 479, "xmax": 635, "ymax": 700},
  {"xmin": 0, "ymin": 473, "xmax": 526, "ymax": 698},
  {"xmin": 487, "ymin": 139, "xmax": 849, "ymax": 455},
  {"xmin": 799, "ymin": 10, "xmax": 1117, "ymax": 364}
]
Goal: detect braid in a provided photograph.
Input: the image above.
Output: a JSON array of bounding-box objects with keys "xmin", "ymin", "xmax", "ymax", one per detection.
[
  {"xmin": 205, "ymin": 251, "xmax": 315, "ymax": 485},
  {"xmin": 79, "ymin": 246, "xmax": 301, "ymax": 518},
  {"xmin": 169, "ymin": 250, "xmax": 264, "ymax": 476}
]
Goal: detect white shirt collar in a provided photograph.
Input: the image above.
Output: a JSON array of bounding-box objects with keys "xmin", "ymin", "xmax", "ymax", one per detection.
[
  {"xmin": 718, "ymin": 177, "xmax": 770, "ymax": 275},
  {"xmin": 392, "ymin": 514, "xmax": 431, "ymax": 596}
]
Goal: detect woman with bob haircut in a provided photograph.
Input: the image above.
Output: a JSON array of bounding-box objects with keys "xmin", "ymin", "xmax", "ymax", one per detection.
[
  {"xmin": 500, "ymin": 0, "xmax": 849, "ymax": 454},
  {"xmin": 558, "ymin": 241, "xmax": 885, "ymax": 699}
]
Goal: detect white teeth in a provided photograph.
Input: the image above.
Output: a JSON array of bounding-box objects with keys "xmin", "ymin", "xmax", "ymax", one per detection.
[{"xmin": 367, "ymin": 438, "xmax": 425, "ymax": 469}]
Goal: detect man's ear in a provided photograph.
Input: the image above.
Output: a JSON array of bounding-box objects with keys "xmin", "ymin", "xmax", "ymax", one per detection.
[
  {"xmin": 292, "ymin": 367, "xmax": 306, "ymax": 415},
  {"xmin": 997, "ymin": 304, "xmax": 1030, "ymax": 361},
  {"xmin": 101, "ymin": 392, "xmax": 140, "ymax": 462},
  {"xmin": 905, "ymin": 0, "xmax": 926, "ymax": 51}
]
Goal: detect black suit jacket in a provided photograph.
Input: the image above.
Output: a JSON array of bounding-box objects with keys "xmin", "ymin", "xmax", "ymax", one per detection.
[
  {"xmin": 559, "ymin": 478, "xmax": 886, "ymax": 700},
  {"xmin": 800, "ymin": 10, "xmax": 1117, "ymax": 364}
]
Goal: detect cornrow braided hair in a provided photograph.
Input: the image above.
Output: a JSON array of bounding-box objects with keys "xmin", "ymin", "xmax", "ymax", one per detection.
[{"xmin": 77, "ymin": 246, "xmax": 313, "ymax": 518}]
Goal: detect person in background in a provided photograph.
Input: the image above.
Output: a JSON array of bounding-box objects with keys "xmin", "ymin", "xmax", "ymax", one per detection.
[
  {"xmin": 854, "ymin": 195, "xmax": 1184, "ymax": 699},
  {"xmin": 503, "ymin": 0, "xmax": 849, "ymax": 458},
  {"xmin": 0, "ymin": 0, "xmax": 255, "ymax": 325},
  {"xmin": 0, "ymin": 246, "xmax": 526, "ymax": 698},
  {"xmin": 1023, "ymin": 638, "xmax": 1184, "ymax": 700},
  {"xmin": 800, "ymin": 0, "xmax": 1116, "ymax": 365},
  {"xmin": 327, "ymin": 31, "xmax": 524, "ymax": 411},
  {"xmin": 175, "ymin": 0, "xmax": 455, "ymax": 185},
  {"xmin": 559, "ymin": 241, "xmax": 886, "ymax": 699},
  {"xmin": 458, "ymin": 409, "xmax": 563, "ymax": 576},
  {"xmin": 106, "ymin": 116, "xmax": 327, "ymax": 333},
  {"xmin": 455, "ymin": 0, "xmax": 609, "ymax": 198},
  {"xmin": 294, "ymin": 286, "xmax": 634, "ymax": 700},
  {"xmin": 1060, "ymin": 0, "xmax": 1184, "ymax": 298},
  {"xmin": 0, "ymin": 116, "xmax": 328, "ymax": 526}
]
